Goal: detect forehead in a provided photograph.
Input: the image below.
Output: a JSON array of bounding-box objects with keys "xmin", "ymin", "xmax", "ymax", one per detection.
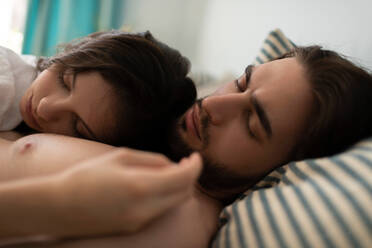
[
  {"xmin": 252, "ymin": 58, "xmax": 313, "ymax": 147},
  {"xmin": 74, "ymin": 72, "xmax": 117, "ymax": 142}
]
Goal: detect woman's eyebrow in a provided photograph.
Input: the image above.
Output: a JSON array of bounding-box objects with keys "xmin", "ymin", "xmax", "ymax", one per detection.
[
  {"xmin": 251, "ymin": 93, "xmax": 273, "ymax": 139},
  {"xmin": 71, "ymin": 73, "xmax": 77, "ymax": 90}
]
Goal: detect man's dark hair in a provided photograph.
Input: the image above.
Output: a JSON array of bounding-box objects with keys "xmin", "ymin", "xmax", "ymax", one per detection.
[
  {"xmin": 197, "ymin": 46, "xmax": 372, "ymax": 205},
  {"xmin": 37, "ymin": 30, "xmax": 196, "ymax": 153},
  {"xmin": 286, "ymin": 46, "xmax": 372, "ymax": 160}
]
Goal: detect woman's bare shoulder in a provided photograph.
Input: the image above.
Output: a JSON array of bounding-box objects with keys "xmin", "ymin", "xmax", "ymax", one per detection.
[{"xmin": 0, "ymin": 131, "xmax": 24, "ymax": 141}]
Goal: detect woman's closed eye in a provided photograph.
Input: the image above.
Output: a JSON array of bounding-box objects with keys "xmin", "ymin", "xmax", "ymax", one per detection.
[
  {"xmin": 74, "ymin": 117, "xmax": 98, "ymax": 141},
  {"xmin": 74, "ymin": 120, "xmax": 84, "ymax": 138},
  {"xmin": 57, "ymin": 72, "xmax": 70, "ymax": 91}
]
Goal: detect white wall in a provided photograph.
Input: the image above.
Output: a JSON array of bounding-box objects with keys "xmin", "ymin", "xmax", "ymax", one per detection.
[
  {"xmin": 122, "ymin": 0, "xmax": 209, "ymax": 66},
  {"xmin": 195, "ymin": 0, "xmax": 372, "ymax": 77}
]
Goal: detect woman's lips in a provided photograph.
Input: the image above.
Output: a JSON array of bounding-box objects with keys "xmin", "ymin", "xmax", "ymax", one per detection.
[{"xmin": 26, "ymin": 94, "xmax": 42, "ymax": 130}]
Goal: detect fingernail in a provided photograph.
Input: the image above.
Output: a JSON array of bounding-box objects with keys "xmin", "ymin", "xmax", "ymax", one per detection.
[
  {"xmin": 179, "ymin": 157, "xmax": 189, "ymax": 164},
  {"xmin": 189, "ymin": 152, "xmax": 200, "ymax": 160}
]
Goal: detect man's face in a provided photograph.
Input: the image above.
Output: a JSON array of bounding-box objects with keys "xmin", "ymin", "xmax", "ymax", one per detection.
[
  {"xmin": 172, "ymin": 57, "xmax": 313, "ymax": 193},
  {"xmin": 19, "ymin": 67, "xmax": 117, "ymax": 142}
]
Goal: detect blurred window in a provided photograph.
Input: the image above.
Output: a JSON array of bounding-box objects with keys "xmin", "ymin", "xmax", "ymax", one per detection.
[{"xmin": 0, "ymin": 0, "xmax": 28, "ymax": 53}]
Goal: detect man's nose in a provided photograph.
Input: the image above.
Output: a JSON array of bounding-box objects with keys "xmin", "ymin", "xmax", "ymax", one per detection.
[
  {"xmin": 36, "ymin": 96, "xmax": 70, "ymax": 122},
  {"xmin": 202, "ymin": 93, "xmax": 247, "ymax": 125}
]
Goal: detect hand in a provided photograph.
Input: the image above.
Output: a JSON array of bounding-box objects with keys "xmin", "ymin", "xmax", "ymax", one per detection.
[{"xmin": 54, "ymin": 148, "xmax": 202, "ymax": 238}]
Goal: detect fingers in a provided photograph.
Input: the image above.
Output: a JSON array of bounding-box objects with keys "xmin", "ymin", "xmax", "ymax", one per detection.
[
  {"xmin": 162, "ymin": 153, "xmax": 203, "ymax": 196},
  {"xmin": 136, "ymin": 153, "xmax": 203, "ymax": 219},
  {"xmin": 146, "ymin": 152, "xmax": 203, "ymax": 195}
]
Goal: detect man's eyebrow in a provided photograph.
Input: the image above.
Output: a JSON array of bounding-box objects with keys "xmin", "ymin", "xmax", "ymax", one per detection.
[
  {"xmin": 251, "ymin": 94, "xmax": 273, "ymax": 139},
  {"xmin": 245, "ymin": 64, "xmax": 253, "ymax": 77}
]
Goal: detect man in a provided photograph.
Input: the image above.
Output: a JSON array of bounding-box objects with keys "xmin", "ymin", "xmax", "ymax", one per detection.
[
  {"xmin": 167, "ymin": 45, "xmax": 372, "ymax": 204},
  {"xmin": 167, "ymin": 53, "xmax": 313, "ymax": 204},
  {"xmin": 1, "ymin": 46, "xmax": 372, "ymax": 247}
]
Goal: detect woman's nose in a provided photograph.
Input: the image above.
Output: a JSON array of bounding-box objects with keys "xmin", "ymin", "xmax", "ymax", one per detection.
[
  {"xmin": 36, "ymin": 96, "xmax": 69, "ymax": 122},
  {"xmin": 202, "ymin": 93, "xmax": 247, "ymax": 125}
]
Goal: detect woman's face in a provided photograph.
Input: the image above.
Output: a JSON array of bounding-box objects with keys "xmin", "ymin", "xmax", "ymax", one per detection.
[{"xmin": 19, "ymin": 67, "xmax": 118, "ymax": 142}]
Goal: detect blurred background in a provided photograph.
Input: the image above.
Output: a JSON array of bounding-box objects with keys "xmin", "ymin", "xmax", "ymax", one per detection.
[{"xmin": 2, "ymin": 0, "xmax": 372, "ymax": 81}]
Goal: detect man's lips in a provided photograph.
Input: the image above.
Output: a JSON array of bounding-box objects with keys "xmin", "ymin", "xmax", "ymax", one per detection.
[
  {"xmin": 193, "ymin": 104, "xmax": 202, "ymax": 139},
  {"xmin": 185, "ymin": 104, "xmax": 202, "ymax": 141}
]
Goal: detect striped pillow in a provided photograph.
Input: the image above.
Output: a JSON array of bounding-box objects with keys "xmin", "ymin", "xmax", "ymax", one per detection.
[
  {"xmin": 211, "ymin": 30, "xmax": 372, "ymax": 248},
  {"xmin": 254, "ymin": 28, "xmax": 296, "ymax": 65},
  {"xmin": 212, "ymin": 139, "xmax": 372, "ymax": 247}
]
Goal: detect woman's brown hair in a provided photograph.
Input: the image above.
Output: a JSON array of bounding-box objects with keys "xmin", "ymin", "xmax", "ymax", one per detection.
[{"xmin": 37, "ymin": 30, "xmax": 196, "ymax": 153}]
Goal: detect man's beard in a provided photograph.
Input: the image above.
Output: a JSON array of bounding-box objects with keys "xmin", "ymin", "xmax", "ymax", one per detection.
[{"xmin": 166, "ymin": 99, "xmax": 257, "ymax": 204}]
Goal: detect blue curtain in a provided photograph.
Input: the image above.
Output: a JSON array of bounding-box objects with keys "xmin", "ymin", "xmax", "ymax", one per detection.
[{"xmin": 22, "ymin": 0, "xmax": 125, "ymax": 56}]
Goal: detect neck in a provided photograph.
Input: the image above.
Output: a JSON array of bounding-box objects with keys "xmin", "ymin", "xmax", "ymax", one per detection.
[
  {"xmin": 196, "ymin": 181, "xmax": 254, "ymax": 206},
  {"xmin": 194, "ymin": 184, "xmax": 224, "ymax": 221}
]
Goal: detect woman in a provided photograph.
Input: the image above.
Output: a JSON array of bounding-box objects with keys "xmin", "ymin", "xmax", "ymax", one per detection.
[
  {"xmin": 0, "ymin": 134, "xmax": 206, "ymax": 247},
  {"xmin": 2, "ymin": 30, "xmax": 197, "ymax": 156}
]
